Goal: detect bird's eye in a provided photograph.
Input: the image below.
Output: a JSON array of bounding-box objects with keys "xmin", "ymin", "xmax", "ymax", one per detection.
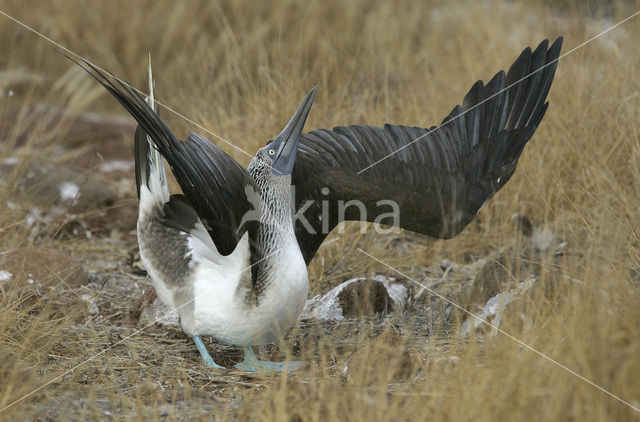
[{"xmin": 268, "ymin": 149, "xmax": 275, "ymax": 155}]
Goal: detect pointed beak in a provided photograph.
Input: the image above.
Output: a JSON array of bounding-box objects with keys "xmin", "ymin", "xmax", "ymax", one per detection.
[{"xmin": 270, "ymin": 86, "xmax": 318, "ymax": 175}]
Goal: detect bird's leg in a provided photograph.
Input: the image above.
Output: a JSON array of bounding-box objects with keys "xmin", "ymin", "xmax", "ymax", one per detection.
[
  {"xmin": 234, "ymin": 346, "xmax": 305, "ymax": 372},
  {"xmin": 192, "ymin": 335, "xmax": 225, "ymax": 369}
]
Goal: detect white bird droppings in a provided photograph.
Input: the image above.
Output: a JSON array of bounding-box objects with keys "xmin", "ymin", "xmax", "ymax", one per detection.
[
  {"xmin": 533, "ymin": 228, "xmax": 553, "ymax": 252},
  {"xmin": 100, "ymin": 160, "xmax": 134, "ymax": 173},
  {"xmin": 81, "ymin": 294, "xmax": 100, "ymax": 315},
  {"xmin": 0, "ymin": 270, "xmax": 12, "ymax": 282},
  {"xmin": 2, "ymin": 157, "xmax": 19, "ymax": 165},
  {"xmin": 25, "ymin": 208, "xmax": 41, "ymax": 227},
  {"xmin": 58, "ymin": 182, "xmax": 80, "ymax": 202}
]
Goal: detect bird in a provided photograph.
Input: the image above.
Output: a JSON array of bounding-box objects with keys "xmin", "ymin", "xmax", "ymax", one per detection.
[
  {"xmin": 74, "ymin": 36, "xmax": 562, "ymax": 371},
  {"xmin": 74, "ymin": 58, "xmax": 317, "ymax": 371},
  {"xmin": 292, "ymin": 37, "xmax": 563, "ymax": 264}
]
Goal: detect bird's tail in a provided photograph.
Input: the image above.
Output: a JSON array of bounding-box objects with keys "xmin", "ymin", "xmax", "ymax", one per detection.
[{"xmin": 134, "ymin": 56, "xmax": 169, "ymax": 212}]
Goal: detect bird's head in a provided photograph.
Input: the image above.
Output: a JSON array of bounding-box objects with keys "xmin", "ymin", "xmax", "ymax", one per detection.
[{"xmin": 251, "ymin": 86, "xmax": 317, "ymax": 180}]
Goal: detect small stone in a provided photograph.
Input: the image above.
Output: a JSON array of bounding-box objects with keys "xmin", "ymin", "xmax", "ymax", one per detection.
[
  {"xmin": 440, "ymin": 259, "xmax": 453, "ymax": 272},
  {"xmin": 512, "ymin": 213, "xmax": 533, "ymax": 237}
]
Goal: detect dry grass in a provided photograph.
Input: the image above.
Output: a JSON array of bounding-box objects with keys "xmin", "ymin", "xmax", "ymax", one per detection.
[{"xmin": 1, "ymin": 0, "xmax": 640, "ymax": 420}]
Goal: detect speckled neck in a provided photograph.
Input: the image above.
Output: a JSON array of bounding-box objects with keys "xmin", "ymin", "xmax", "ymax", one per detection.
[{"xmin": 246, "ymin": 155, "xmax": 299, "ymax": 301}]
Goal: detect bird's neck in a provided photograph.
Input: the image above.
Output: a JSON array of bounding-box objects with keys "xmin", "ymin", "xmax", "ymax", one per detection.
[
  {"xmin": 256, "ymin": 176, "xmax": 295, "ymax": 245},
  {"xmin": 246, "ymin": 175, "xmax": 300, "ymax": 302}
]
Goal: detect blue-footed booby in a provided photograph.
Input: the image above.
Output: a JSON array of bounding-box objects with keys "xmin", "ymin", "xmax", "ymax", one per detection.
[
  {"xmin": 76, "ymin": 60, "xmax": 316, "ymax": 371},
  {"xmin": 74, "ymin": 36, "xmax": 562, "ymax": 371}
]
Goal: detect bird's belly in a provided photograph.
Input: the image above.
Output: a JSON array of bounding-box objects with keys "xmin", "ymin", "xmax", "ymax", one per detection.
[
  {"xmin": 139, "ymin": 219, "xmax": 309, "ymax": 346},
  {"xmin": 244, "ymin": 260, "xmax": 309, "ymax": 345},
  {"xmin": 187, "ymin": 250, "xmax": 309, "ymax": 346}
]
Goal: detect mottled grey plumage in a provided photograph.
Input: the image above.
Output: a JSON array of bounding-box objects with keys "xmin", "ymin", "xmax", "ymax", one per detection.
[
  {"xmin": 138, "ymin": 202, "xmax": 193, "ymax": 288},
  {"xmin": 292, "ymin": 37, "xmax": 563, "ymax": 263}
]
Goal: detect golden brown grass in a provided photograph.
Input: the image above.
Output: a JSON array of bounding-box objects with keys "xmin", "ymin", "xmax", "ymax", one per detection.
[{"xmin": 1, "ymin": 0, "xmax": 640, "ymax": 420}]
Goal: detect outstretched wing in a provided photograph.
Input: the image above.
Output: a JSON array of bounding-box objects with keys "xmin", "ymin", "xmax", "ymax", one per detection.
[
  {"xmin": 76, "ymin": 60, "xmax": 259, "ymax": 256},
  {"xmin": 292, "ymin": 37, "xmax": 562, "ymax": 264}
]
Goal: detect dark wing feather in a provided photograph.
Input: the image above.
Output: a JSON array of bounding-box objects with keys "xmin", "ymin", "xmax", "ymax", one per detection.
[
  {"xmin": 292, "ymin": 37, "xmax": 562, "ymax": 264},
  {"xmin": 75, "ymin": 60, "xmax": 259, "ymax": 256}
]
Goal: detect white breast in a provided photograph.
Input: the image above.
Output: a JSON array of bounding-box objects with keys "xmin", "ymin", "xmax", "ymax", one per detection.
[{"xmin": 151, "ymin": 231, "xmax": 308, "ymax": 346}]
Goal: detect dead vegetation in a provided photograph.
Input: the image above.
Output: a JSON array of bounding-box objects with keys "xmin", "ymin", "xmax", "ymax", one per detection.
[{"xmin": 0, "ymin": 0, "xmax": 639, "ymax": 420}]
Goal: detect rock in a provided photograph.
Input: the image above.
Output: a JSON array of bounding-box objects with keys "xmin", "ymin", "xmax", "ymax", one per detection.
[
  {"xmin": 439, "ymin": 259, "xmax": 454, "ymax": 272},
  {"xmin": 342, "ymin": 329, "xmax": 416, "ymax": 385},
  {"xmin": 0, "ymin": 106, "xmax": 141, "ymax": 239},
  {"xmin": 465, "ymin": 255, "xmax": 511, "ymax": 307},
  {"xmin": 301, "ymin": 273, "xmax": 410, "ymax": 321},
  {"xmin": 512, "ymin": 214, "xmax": 555, "ymax": 252},
  {"xmin": 8, "ymin": 162, "xmax": 116, "ymax": 212},
  {"xmin": 137, "ymin": 288, "xmax": 180, "ymax": 328},
  {"xmin": 461, "ymin": 231, "xmax": 584, "ymax": 335},
  {"xmin": 338, "ymin": 279, "xmax": 392, "ymax": 318},
  {"xmin": 80, "ymin": 294, "xmax": 100, "ymax": 315},
  {"xmin": 2, "ymin": 159, "xmax": 138, "ymax": 238},
  {"xmin": 465, "ymin": 220, "xmax": 569, "ymax": 311},
  {"xmin": 512, "ymin": 213, "xmax": 533, "ymax": 237},
  {"xmin": 76, "ymin": 198, "xmax": 138, "ymax": 235},
  {"xmin": 464, "ymin": 248, "xmax": 552, "ymax": 315},
  {"xmin": 0, "ymin": 247, "xmax": 87, "ymax": 293},
  {"xmin": 459, "ymin": 276, "xmax": 537, "ymax": 336},
  {"xmin": 127, "ymin": 247, "xmax": 147, "ymax": 276}
]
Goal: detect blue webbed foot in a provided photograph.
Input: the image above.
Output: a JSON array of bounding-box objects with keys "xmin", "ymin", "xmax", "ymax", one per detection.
[
  {"xmin": 234, "ymin": 346, "xmax": 305, "ymax": 372},
  {"xmin": 192, "ymin": 335, "xmax": 225, "ymax": 369}
]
